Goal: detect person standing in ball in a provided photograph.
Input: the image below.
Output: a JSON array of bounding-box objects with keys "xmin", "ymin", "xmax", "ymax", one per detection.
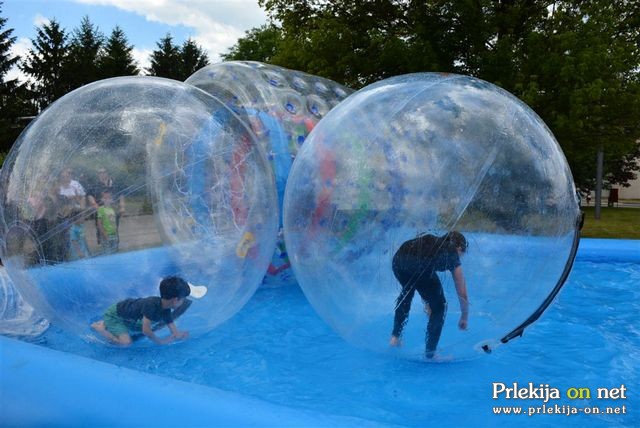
[{"xmin": 389, "ymin": 231, "xmax": 469, "ymax": 359}]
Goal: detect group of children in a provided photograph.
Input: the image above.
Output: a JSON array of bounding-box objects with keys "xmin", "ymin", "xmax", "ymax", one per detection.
[
  {"xmin": 68, "ymin": 190, "xmax": 119, "ymax": 260},
  {"xmin": 63, "ymin": 170, "xmax": 121, "ymax": 261}
]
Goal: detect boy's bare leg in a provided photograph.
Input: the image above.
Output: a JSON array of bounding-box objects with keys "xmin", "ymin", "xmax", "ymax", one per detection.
[
  {"xmin": 91, "ymin": 320, "xmax": 132, "ymax": 346},
  {"xmin": 91, "ymin": 320, "xmax": 118, "ymax": 341}
]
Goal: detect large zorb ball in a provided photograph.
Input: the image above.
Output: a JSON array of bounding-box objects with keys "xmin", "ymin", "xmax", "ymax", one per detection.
[
  {"xmin": 283, "ymin": 73, "xmax": 582, "ymax": 360},
  {"xmin": 0, "ymin": 77, "xmax": 278, "ymax": 342},
  {"xmin": 186, "ymin": 61, "xmax": 353, "ymax": 285}
]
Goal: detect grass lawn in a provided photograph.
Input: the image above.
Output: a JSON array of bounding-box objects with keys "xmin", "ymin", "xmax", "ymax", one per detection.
[{"xmin": 580, "ymin": 207, "xmax": 640, "ymax": 239}]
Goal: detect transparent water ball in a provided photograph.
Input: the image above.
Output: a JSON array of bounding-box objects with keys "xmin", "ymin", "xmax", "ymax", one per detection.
[
  {"xmin": 0, "ymin": 77, "xmax": 278, "ymax": 343},
  {"xmin": 186, "ymin": 61, "xmax": 353, "ymax": 285},
  {"xmin": 283, "ymin": 73, "xmax": 582, "ymax": 360}
]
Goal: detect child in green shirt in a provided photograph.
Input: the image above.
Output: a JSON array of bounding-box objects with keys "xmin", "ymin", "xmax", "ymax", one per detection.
[{"xmin": 97, "ymin": 189, "xmax": 118, "ymax": 254}]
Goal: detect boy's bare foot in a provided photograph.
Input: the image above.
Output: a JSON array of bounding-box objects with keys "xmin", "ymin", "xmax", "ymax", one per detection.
[
  {"xmin": 91, "ymin": 320, "xmax": 122, "ymax": 344},
  {"xmin": 91, "ymin": 320, "xmax": 106, "ymax": 331},
  {"xmin": 389, "ymin": 335, "xmax": 401, "ymax": 347}
]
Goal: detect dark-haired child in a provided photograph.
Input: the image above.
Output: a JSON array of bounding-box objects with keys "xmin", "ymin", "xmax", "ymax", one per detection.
[{"xmin": 91, "ymin": 276, "xmax": 191, "ymax": 346}]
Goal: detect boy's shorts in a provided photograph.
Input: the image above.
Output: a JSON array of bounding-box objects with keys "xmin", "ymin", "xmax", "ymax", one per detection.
[{"xmin": 103, "ymin": 304, "xmax": 142, "ymax": 336}]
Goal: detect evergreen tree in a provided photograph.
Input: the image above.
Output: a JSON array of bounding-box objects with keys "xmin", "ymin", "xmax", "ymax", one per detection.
[
  {"xmin": 20, "ymin": 19, "xmax": 69, "ymax": 110},
  {"xmin": 0, "ymin": 2, "xmax": 17, "ymax": 88},
  {"xmin": 98, "ymin": 26, "xmax": 139, "ymax": 77},
  {"xmin": 146, "ymin": 33, "xmax": 181, "ymax": 79},
  {"xmin": 0, "ymin": 1, "xmax": 34, "ymax": 154},
  {"xmin": 65, "ymin": 16, "xmax": 103, "ymax": 90},
  {"xmin": 179, "ymin": 38, "xmax": 209, "ymax": 80}
]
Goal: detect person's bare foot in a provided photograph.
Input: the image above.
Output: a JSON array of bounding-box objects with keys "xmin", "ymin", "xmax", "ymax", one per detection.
[
  {"xmin": 91, "ymin": 320, "xmax": 120, "ymax": 343},
  {"xmin": 426, "ymin": 352, "xmax": 454, "ymax": 362},
  {"xmin": 389, "ymin": 335, "xmax": 401, "ymax": 347},
  {"xmin": 91, "ymin": 320, "xmax": 106, "ymax": 331}
]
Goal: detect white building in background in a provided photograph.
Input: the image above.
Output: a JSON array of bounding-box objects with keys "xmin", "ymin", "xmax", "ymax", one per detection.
[
  {"xmin": 618, "ymin": 167, "xmax": 640, "ymax": 199},
  {"xmin": 584, "ymin": 160, "xmax": 640, "ymax": 203},
  {"xmin": 614, "ymin": 158, "xmax": 640, "ymax": 199}
]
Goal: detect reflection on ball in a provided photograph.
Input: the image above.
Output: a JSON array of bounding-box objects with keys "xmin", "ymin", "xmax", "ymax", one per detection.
[
  {"xmin": 0, "ymin": 77, "xmax": 278, "ymax": 342},
  {"xmin": 283, "ymin": 73, "xmax": 581, "ymax": 360}
]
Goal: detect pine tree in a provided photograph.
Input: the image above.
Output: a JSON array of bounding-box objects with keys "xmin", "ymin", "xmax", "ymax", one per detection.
[
  {"xmin": 98, "ymin": 26, "xmax": 139, "ymax": 78},
  {"xmin": 65, "ymin": 16, "xmax": 103, "ymax": 90},
  {"xmin": 179, "ymin": 38, "xmax": 208, "ymax": 80},
  {"xmin": 20, "ymin": 19, "xmax": 69, "ymax": 110},
  {"xmin": 0, "ymin": 1, "xmax": 32, "ymax": 154},
  {"xmin": 146, "ymin": 33, "xmax": 181, "ymax": 79},
  {"xmin": 0, "ymin": 2, "xmax": 18, "ymax": 88}
]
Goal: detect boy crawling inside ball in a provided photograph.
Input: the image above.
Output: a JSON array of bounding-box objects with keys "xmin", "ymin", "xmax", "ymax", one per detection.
[{"xmin": 91, "ymin": 276, "xmax": 191, "ymax": 346}]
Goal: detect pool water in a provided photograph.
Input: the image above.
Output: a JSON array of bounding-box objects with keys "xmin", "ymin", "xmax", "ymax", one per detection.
[{"xmin": 26, "ymin": 252, "xmax": 639, "ymax": 427}]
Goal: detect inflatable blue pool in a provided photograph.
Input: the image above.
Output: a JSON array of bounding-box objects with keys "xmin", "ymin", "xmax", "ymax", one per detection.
[{"xmin": 1, "ymin": 238, "xmax": 638, "ymax": 427}]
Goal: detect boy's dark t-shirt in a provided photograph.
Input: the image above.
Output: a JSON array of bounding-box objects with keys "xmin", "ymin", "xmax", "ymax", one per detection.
[
  {"xmin": 116, "ymin": 297, "xmax": 173, "ymax": 324},
  {"xmin": 394, "ymin": 234, "xmax": 460, "ymax": 273}
]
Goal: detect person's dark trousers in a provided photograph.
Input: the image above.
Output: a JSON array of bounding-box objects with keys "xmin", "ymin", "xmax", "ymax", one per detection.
[{"xmin": 392, "ymin": 254, "xmax": 448, "ymax": 358}]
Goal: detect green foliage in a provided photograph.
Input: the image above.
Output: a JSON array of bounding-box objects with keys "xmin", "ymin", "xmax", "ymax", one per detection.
[
  {"xmin": 222, "ymin": 24, "xmax": 282, "ymax": 62},
  {"xmin": 147, "ymin": 33, "xmax": 181, "ymax": 79},
  {"xmin": 0, "ymin": 2, "xmax": 18, "ymax": 81},
  {"xmin": 0, "ymin": 0, "xmax": 19, "ymax": 151},
  {"xmin": 179, "ymin": 38, "xmax": 209, "ymax": 80},
  {"xmin": 65, "ymin": 16, "xmax": 104, "ymax": 91},
  {"xmin": 17, "ymin": 17, "xmax": 139, "ymax": 112},
  {"xmin": 98, "ymin": 26, "xmax": 139, "ymax": 78},
  {"xmin": 20, "ymin": 19, "xmax": 69, "ymax": 110},
  {"xmin": 260, "ymin": 0, "xmax": 419, "ymax": 86},
  {"xmin": 147, "ymin": 34, "xmax": 208, "ymax": 80},
  {"xmin": 2, "ymin": 12, "xmax": 142, "ymax": 154},
  {"xmin": 0, "ymin": 83, "xmax": 35, "ymax": 153},
  {"xmin": 0, "ymin": 2, "xmax": 36, "ymax": 152},
  {"xmin": 516, "ymin": 1, "xmax": 640, "ymax": 193}
]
